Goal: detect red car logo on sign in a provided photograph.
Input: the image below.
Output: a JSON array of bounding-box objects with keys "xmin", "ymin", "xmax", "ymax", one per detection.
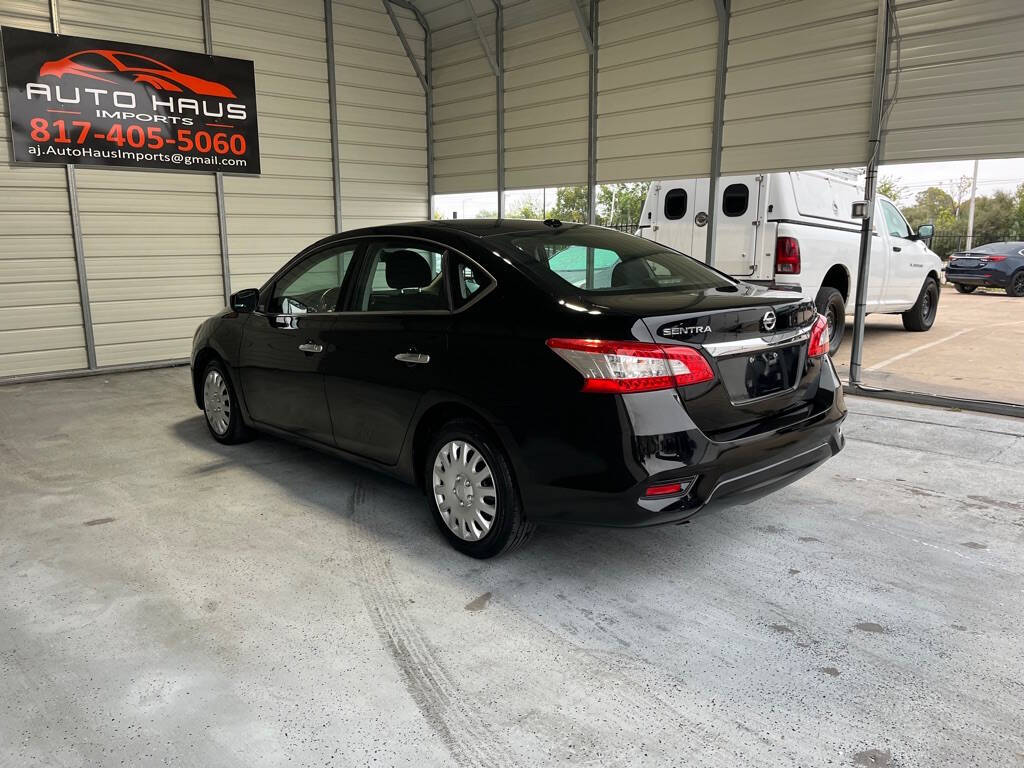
[{"xmin": 39, "ymin": 49, "xmax": 236, "ymax": 98}]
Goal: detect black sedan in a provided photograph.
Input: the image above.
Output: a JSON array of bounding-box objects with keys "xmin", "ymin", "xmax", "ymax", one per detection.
[
  {"xmin": 191, "ymin": 220, "xmax": 846, "ymax": 558},
  {"xmin": 947, "ymin": 241, "xmax": 1024, "ymax": 296}
]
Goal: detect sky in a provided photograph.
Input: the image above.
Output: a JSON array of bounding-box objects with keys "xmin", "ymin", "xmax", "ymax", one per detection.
[{"xmin": 432, "ymin": 158, "xmax": 1024, "ymax": 219}]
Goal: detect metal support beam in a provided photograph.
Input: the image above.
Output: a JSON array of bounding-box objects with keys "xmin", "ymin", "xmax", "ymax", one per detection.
[
  {"xmin": 326, "ymin": 0, "xmax": 343, "ymax": 232},
  {"xmin": 586, "ymin": 0, "xmax": 597, "ymax": 224},
  {"xmin": 493, "ymin": 0, "xmax": 504, "ymax": 217},
  {"xmin": 466, "ymin": 0, "xmax": 499, "ymax": 77},
  {"xmin": 570, "ymin": 0, "xmax": 595, "ymax": 56},
  {"xmin": 384, "ymin": 0, "xmax": 428, "ymax": 93},
  {"xmin": 848, "ymin": 0, "xmax": 892, "ymax": 386},
  {"xmin": 384, "ymin": 0, "xmax": 433, "ymax": 217},
  {"xmin": 201, "ymin": 0, "xmax": 233, "ymax": 304},
  {"xmin": 705, "ymin": 0, "xmax": 729, "ymax": 267},
  {"xmin": 49, "ymin": 0, "xmax": 97, "ymax": 369}
]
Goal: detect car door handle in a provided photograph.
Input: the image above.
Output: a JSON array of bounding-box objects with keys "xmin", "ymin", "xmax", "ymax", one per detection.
[
  {"xmin": 892, "ymin": 246, "xmax": 902, "ymax": 252},
  {"xmin": 298, "ymin": 342, "xmax": 323, "ymax": 353},
  {"xmin": 394, "ymin": 352, "xmax": 430, "ymax": 365}
]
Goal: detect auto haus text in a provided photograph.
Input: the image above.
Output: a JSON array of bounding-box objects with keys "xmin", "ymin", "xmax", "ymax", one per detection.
[{"xmin": 24, "ymin": 82, "xmax": 247, "ymax": 125}]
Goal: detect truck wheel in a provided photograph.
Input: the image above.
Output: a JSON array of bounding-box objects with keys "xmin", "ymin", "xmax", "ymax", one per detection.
[
  {"xmin": 1006, "ymin": 270, "xmax": 1024, "ymax": 297},
  {"xmin": 902, "ymin": 277, "xmax": 940, "ymax": 332},
  {"xmin": 954, "ymin": 283, "xmax": 977, "ymax": 294},
  {"xmin": 814, "ymin": 286, "xmax": 845, "ymax": 356}
]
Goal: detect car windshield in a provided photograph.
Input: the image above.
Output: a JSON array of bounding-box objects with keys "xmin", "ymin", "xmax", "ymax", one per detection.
[{"xmin": 487, "ymin": 226, "xmax": 735, "ymax": 295}]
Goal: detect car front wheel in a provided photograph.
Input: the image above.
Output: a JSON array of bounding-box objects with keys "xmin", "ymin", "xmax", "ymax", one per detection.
[
  {"xmin": 426, "ymin": 420, "xmax": 535, "ymax": 558},
  {"xmin": 201, "ymin": 360, "xmax": 251, "ymax": 444},
  {"xmin": 902, "ymin": 277, "xmax": 940, "ymax": 332},
  {"xmin": 1007, "ymin": 270, "xmax": 1024, "ymax": 298}
]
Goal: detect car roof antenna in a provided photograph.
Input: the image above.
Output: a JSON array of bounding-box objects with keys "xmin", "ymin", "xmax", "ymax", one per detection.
[{"xmin": 543, "ymin": 218, "xmax": 562, "ymax": 228}]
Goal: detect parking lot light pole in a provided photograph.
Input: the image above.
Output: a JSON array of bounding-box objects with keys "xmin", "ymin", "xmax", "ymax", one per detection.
[{"xmin": 849, "ymin": 0, "xmax": 891, "ymax": 387}]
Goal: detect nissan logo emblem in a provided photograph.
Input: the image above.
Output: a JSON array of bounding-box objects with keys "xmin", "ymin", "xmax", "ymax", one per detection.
[{"xmin": 762, "ymin": 310, "xmax": 777, "ymax": 332}]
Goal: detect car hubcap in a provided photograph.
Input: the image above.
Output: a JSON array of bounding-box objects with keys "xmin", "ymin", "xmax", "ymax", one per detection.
[
  {"xmin": 432, "ymin": 440, "xmax": 496, "ymax": 542},
  {"xmin": 203, "ymin": 370, "xmax": 231, "ymax": 436},
  {"xmin": 826, "ymin": 305, "xmax": 837, "ymax": 344},
  {"xmin": 1016, "ymin": 274, "xmax": 1024, "ymax": 293}
]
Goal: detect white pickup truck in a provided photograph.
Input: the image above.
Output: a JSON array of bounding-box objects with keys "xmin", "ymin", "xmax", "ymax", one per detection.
[{"xmin": 638, "ymin": 170, "xmax": 943, "ymax": 354}]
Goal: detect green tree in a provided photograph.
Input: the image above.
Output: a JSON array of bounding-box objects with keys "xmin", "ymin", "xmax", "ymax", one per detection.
[
  {"xmin": 971, "ymin": 190, "xmax": 1017, "ymax": 241},
  {"xmin": 549, "ymin": 185, "xmax": 589, "ymax": 223},
  {"xmin": 597, "ymin": 182, "xmax": 650, "ymax": 227},
  {"xmin": 876, "ymin": 175, "xmax": 906, "ymax": 203},
  {"xmin": 506, "ymin": 195, "xmax": 542, "ymax": 220}
]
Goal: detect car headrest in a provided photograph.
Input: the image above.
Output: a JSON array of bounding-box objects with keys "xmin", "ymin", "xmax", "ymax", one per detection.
[
  {"xmin": 384, "ymin": 250, "xmax": 432, "ymax": 289},
  {"xmin": 611, "ymin": 258, "xmax": 653, "ymax": 287}
]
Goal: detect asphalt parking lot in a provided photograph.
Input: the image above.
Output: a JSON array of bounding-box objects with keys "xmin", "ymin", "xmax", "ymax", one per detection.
[
  {"xmin": 834, "ymin": 289, "xmax": 1024, "ymax": 403},
  {"xmin": 2, "ymin": 368, "xmax": 1023, "ymax": 767}
]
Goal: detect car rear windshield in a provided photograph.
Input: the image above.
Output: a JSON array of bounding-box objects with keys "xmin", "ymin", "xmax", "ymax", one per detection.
[{"xmin": 488, "ymin": 226, "xmax": 734, "ymax": 295}]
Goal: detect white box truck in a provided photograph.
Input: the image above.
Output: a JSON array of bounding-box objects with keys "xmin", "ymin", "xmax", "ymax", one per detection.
[{"xmin": 638, "ymin": 171, "xmax": 943, "ymax": 354}]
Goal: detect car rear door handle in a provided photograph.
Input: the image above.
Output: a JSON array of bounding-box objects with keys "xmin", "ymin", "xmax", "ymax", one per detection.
[
  {"xmin": 298, "ymin": 342, "xmax": 323, "ymax": 353},
  {"xmin": 395, "ymin": 352, "xmax": 430, "ymax": 365}
]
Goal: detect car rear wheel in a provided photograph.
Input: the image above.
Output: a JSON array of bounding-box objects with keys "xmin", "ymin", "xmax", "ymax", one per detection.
[
  {"xmin": 202, "ymin": 360, "xmax": 251, "ymax": 444},
  {"xmin": 1006, "ymin": 270, "xmax": 1024, "ymax": 298},
  {"xmin": 902, "ymin": 277, "xmax": 940, "ymax": 332},
  {"xmin": 426, "ymin": 420, "xmax": 534, "ymax": 558},
  {"xmin": 954, "ymin": 283, "xmax": 977, "ymax": 294},
  {"xmin": 814, "ymin": 286, "xmax": 846, "ymax": 356}
]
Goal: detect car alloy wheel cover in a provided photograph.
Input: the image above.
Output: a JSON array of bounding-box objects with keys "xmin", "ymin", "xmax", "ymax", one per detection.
[
  {"xmin": 203, "ymin": 369, "xmax": 231, "ymax": 436},
  {"xmin": 432, "ymin": 440, "xmax": 497, "ymax": 542},
  {"xmin": 1015, "ymin": 273, "xmax": 1024, "ymax": 293}
]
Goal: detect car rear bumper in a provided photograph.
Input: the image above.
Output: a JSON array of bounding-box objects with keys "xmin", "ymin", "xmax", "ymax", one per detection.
[
  {"xmin": 947, "ymin": 270, "xmax": 1009, "ymax": 287},
  {"xmin": 517, "ymin": 362, "xmax": 846, "ymax": 528}
]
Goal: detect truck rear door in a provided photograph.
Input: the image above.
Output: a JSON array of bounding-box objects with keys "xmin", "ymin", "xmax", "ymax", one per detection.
[
  {"xmin": 710, "ymin": 176, "xmax": 761, "ymax": 277},
  {"xmin": 651, "ymin": 180, "xmax": 697, "ymax": 256}
]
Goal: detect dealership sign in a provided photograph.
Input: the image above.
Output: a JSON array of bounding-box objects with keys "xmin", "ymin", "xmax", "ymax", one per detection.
[{"xmin": 1, "ymin": 27, "xmax": 260, "ymax": 174}]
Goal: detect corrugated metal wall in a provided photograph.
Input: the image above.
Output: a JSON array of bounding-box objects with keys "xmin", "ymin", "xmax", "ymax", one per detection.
[
  {"xmin": 425, "ymin": 0, "xmax": 498, "ymax": 194},
  {"xmin": 882, "ymin": 0, "xmax": 1024, "ymax": 163},
  {"xmin": 502, "ymin": 0, "xmax": 588, "ymax": 189},
  {"xmin": 333, "ymin": 0, "xmax": 428, "ymax": 229},
  {"xmin": 210, "ymin": 0, "xmax": 335, "ymax": 290},
  {"xmin": 60, "ymin": 0, "xmax": 226, "ymax": 367},
  {"xmin": 596, "ymin": 0, "xmax": 718, "ymax": 183},
  {"xmin": 721, "ymin": 0, "xmax": 877, "ymax": 175},
  {"xmin": 0, "ymin": 2, "xmax": 86, "ymax": 377}
]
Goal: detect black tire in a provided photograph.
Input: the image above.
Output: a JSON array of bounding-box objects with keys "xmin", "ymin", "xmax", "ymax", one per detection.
[
  {"xmin": 1006, "ymin": 270, "xmax": 1024, "ymax": 298},
  {"xmin": 814, "ymin": 286, "xmax": 846, "ymax": 356},
  {"xmin": 902, "ymin": 277, "xmax": 940, "ymax": 332},
  {"xmin": 424, "ymin": 419, "xmax": 535, "ymax": 558},
  {"xmin": 200, "ymin": 360, "xmax": 251, "ymax": 444},
  {"xmin": 954, "ymin": 283, "xmax": 977, "ymax": 294}
]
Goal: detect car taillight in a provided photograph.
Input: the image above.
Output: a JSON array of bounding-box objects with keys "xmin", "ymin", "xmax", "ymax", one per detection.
[
  {"xmin": 807, "ymin": 314, "xmax": 829, "ymax": 358},
  {"xmin": 980, "ymin": 255, "xmax": 1006, "ymax": 263},
  {"xmin": 775, "ymin": 236, "xmax": 801, "ymax": 274},
  {"xmin": 546, "ymin": 338, "xmax": 715, "ymax": 393}
]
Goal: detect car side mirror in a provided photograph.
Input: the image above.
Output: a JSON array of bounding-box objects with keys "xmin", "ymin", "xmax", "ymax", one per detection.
[
  {"xmin": 917, "ymin": 224, "xmax": 934, "ymax": 239},
  {"xmin": 231, "ymin": 288, "xmax": 259, "ymax": 313}
]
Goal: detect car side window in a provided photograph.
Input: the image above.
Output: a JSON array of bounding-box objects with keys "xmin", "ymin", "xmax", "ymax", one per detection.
[
  {"xmin": 70, "ymin": 52, "xmax": 115, "ymax": 70},
  {"xmin": 451, "ymin": 257, "xmax": 492, "ymax": 308},
  {"xmin": 356, "ymin": 242, "xmax": 447, "ymax": 312},
  {"xmin": 269, "ymin": 245, "xmax": 357, "ymax": 314},
  {"xmin": 880, "ymin": 200, "xmax": 911, "ymax": 239}
]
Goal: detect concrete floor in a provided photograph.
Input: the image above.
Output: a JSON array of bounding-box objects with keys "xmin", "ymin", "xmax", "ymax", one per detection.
[
  {"xmin": 1, "ymin": 368, "xmax": 1023, "ymax": 768},
  {"xmin": 833, "ymin": 289, "xmax": 1024, "ymax": 403}
]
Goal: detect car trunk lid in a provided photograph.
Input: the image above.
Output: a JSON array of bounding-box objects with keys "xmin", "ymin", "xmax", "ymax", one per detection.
[{"xmin": 618, "ymin": 288, "xmax": 822, "ymax": 437}]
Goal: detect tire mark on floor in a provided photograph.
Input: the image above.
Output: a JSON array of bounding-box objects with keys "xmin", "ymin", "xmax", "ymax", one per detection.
[{"xmin": 348, "ymin": 492, "xmax": 515, "ymax": 768}]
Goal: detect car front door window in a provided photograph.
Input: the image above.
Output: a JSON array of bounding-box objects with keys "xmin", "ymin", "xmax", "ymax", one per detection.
[
  {"xmin": 269, "ymin": 246, "xmax": 357, "ymax": 314},
  {"xmin": 881, "ymin": 200, "xmax": 911, "ymax": 239}
]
